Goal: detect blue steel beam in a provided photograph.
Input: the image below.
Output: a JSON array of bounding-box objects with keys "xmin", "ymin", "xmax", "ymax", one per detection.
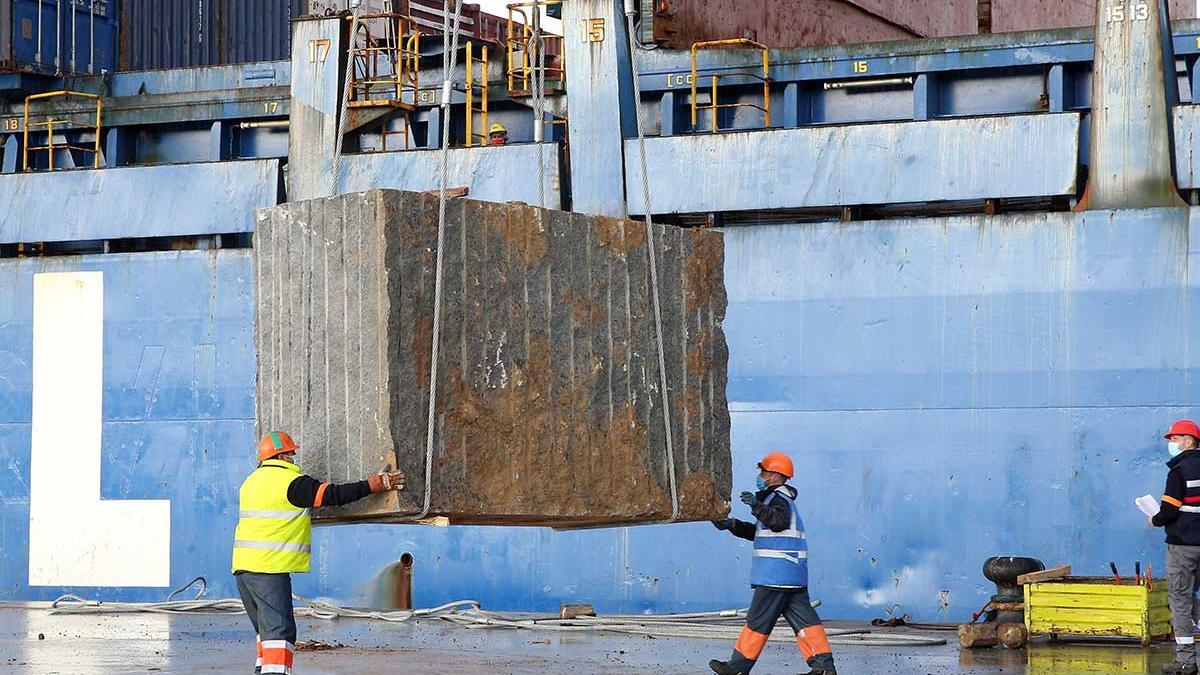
[
  {"xmin": 287, "ymin": 17, "xmax": 343, "ymax": 201},
  {"xmin": 1172, "ymin": 105, "xmax": 1200, "ymax": 190},
  {"xmin": 337, "ymin": 143, "xmax": 562, "ymax": 208},
  {"xmin": 108, "ymin": 62, "xmax": 292, "ymax": 97},
  {"xmin": 623, "ymin": 114, "xmax": 1081, "ymax": 215},
  {"xmin": 1081, "ymin": 0, "xmax": 1186, "ymax": 209},
  {"xmin": 635, "ymin": 28, "xmax": 1101, "ymax": 93},
  {"xmin": 563, "ymin": 0, "xmax": 638, "ymax": 217},
  {"xmin": 0, "ymin": 160, "xmax": 282, "ymax": 242}
]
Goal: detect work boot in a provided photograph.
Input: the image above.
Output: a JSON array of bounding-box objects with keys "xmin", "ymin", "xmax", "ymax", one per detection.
[
  {"xmin": 1162, "ymin": 662, "xmax": 1199, "ymax": 675},
  {"xmin": 709, "ymin": 660, "xmax": 748, "ymax": 675}
]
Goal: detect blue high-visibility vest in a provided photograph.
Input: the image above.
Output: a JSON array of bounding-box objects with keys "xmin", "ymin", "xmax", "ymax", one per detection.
[{"xmin": 750, "ymin": 487, "xmax": 809, "ymax": 588}]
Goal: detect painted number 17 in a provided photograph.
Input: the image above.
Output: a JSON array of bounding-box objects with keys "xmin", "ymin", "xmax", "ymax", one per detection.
[{"xmin": 1106, "ymin": 1, "xmax": 1150, "ymax": 23}]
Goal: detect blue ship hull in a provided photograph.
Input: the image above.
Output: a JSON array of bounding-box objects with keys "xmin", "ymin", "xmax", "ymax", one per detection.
[{"xmin": 0, "ymin": 206, "xmax": 1193, "ymax": 622}]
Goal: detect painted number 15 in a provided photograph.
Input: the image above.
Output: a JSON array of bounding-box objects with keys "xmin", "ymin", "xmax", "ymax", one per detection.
[
  {"xmin": 1106, "ymin": 1, "xmax": 1150, "ymax": 23},
  {"xmin": 580, "ymin": 18, "xmax": 605, "ymax": 43}
]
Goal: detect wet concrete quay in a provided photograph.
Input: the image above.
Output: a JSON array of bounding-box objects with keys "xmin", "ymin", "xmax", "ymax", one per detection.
[{"xmin": 0, "ymin": 608, "xmax": 1180, "ymax": 674}]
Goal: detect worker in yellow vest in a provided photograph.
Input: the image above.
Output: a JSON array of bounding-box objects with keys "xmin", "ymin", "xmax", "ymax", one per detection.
[{"xmin": 232, "ymin": 431, "xmax": 405, "ymax": 675}]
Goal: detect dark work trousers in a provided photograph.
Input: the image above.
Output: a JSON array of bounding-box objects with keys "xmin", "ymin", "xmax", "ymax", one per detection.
[
  {"xmin": 727, "ymin": 586, "xmax": 835, "ymax": 672},
  {"xmin": 1168, "ymin": 544, "xmax": 1200, "ymax": 664},
  {"xmin": 236, "ymin": 571, "xmax": 298, "ymax": 674}
]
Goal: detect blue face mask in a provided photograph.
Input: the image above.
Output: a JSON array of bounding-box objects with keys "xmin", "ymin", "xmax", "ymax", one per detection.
[
  {"xmin": 755, "ymin": 476, "xmax": 768, "ymax": 491},
  {"xmin": 1170, "ymin": 441, "xmax": 1185, "ymax": 457}
]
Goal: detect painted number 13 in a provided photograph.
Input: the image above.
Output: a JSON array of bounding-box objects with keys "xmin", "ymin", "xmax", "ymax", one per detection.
[{"xmin": 1106, "ymin": 1, "xmax": 1150, "ymax": 23}]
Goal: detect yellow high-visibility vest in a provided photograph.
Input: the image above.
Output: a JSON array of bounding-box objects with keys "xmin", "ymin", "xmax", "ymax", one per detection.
[{"xmin": 231, "ymin": 459, "xmax": 312, "ymax": 574}]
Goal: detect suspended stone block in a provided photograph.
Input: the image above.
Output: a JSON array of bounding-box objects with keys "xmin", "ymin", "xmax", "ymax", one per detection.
[{"xmin": 255, "ymin": 190, "xmax": 731, "ymax": 527}]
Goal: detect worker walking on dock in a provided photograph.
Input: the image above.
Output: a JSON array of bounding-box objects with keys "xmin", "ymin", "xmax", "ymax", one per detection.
[
  {"xmin": 1151, "ymin": 420, "xmax": 1200, "ymax": 675},
  {"xmin": 709, "ymin": 452, "xmax": 837, "ymax": 675},
  {"xmin": 232, "ymin": 431, "xmax": 405, "ymax": 675}
]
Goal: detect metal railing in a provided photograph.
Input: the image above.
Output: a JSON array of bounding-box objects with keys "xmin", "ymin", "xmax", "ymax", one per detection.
[
  {"xmin": 347, "ymin": 13, "xmax": 422, "ymax": 110},
  {"xmin": 505, "ymin": 1, "xmax": 564, "ymax": 96},
  {"xmin": 23, "ymin": 90, "xmax": 103, "ymax": 172},
  {"xmin": 465, "ymin": 41, "xmax": 490, "ymax": 147},
  {"xmin": 690, "ymin": 39, "xmax": 771, "ymax": 133}
]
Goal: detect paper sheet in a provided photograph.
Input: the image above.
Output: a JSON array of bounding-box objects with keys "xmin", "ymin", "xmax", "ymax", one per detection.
[{"xmin": 1137, "ymin": 494, "xmax": 1160, "ymax": 518}]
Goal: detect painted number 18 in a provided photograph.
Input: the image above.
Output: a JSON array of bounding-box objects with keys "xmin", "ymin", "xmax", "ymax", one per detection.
[
  {"xmin": 2, "ymin": 118, "xmax": 17, "ymax": 132},
  {"xmin": 1106, "ymin": 1, "xmax": 1150, "ymax": 23}
]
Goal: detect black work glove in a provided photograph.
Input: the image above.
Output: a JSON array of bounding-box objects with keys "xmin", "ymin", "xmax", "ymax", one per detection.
[
  {"xmin": 711, "ymin": 518, "xmax": 734, "ymax": 531},
  {"xmin": 740, "ymin": 491, "xmax": 760, "ymax": 508}
]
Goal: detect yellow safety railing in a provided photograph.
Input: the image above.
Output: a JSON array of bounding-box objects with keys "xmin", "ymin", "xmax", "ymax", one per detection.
[
  {"xmin": 23, "ymin": 90, "xmax": 102, "ymax": 172},
  {"xmin": 506, "ymin": 1, "xmax": 564, "ymax": 96},
  {"xmin": 690, "ymin": 39, "xmax": 771, "ymax": 133},
  {"xmin": 465, "ymin": 41, "xmax": 490, "ymax": 147},
  {"xmin": 348, "ymin": 13, "xmax": 421, "ymax": 110}
]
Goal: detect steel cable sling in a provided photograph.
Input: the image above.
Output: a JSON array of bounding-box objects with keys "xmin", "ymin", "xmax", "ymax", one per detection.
[
  {"xmin": 624, "ymin": 0, "xmax": 680, "ymax": 523},
  {"xmin": 408, "ymin": 0, "xmax": 467, "ymax": 523}
]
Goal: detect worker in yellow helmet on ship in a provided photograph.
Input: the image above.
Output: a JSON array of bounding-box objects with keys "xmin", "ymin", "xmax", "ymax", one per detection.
[
  {"xmin": 709, "ymin": 452, "xmax": 837, "ymax": 675},
  {"xmin": 489, "ymin": 122, "xmax": 509, "ymax": 146},
  {"xmin": 232, "ymin": 431, "xmax": 405, "ymax": 675}
]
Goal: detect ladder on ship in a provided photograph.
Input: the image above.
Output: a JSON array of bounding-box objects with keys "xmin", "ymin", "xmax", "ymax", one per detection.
[
  {"xmin": 346, "ymin": 10, "xmax": 422, "ymax": 151},
  {"xmin": 23, "ymin": 90, "xmax": 102, "ymax": 172}
]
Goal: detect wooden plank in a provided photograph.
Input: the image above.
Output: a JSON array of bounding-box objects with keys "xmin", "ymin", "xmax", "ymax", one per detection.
[
  {"xmin": 1028, "ymin": 582, "xmax": 1147, "ymax": 597},
  {"xmin": 998, "ymin": 623, "xmax": 1028, "ymax": 649},
  {"xmin": 1033, "ymin": 601, "xmax": 1154, "ymax": 618},
  {"xmin": 1018, "ymin": 564, "xmax": 1071, "ymax": 585},
  {"xmin": 421, "ymin": 186, "xmax": 470, "ymax": 198},
  {"xmin": 957, "ymin": 623, "xmax": 998, "ymax": 648},
  {"xmin": 1028, "ymin": 619, "xmax": 1143, "ymax": 635},
  {"xmin": 1028, "ymin": 594, "xmax": 1148, "ymax": 611},
  {"xmin": 560, "ymin": 604, "xmax": 596, "ymax": 619}
]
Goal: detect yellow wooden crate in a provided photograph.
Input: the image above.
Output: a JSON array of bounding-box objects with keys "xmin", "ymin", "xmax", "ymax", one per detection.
[{"xmin": 1024, "ymin": 576, "xmax": 1172, "ymax": 646}]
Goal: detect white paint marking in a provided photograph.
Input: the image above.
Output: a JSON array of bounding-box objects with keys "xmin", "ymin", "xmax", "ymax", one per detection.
[{"xmin": 28, "ymin": 272, "xmax": 171, "ymax": 587}]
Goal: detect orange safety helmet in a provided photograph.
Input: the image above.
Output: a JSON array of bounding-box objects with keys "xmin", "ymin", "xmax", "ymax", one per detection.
[
  {"xmin": 757, "ymin": 452, "xmax": 794, "ymax": 479},
  {"xmin": 1165, "ymin": 420, "xmax": 1200, "ymax": 440},
  {"xmin": 258, "ymin": 431, "xmax": 299, "ymax": 462}
]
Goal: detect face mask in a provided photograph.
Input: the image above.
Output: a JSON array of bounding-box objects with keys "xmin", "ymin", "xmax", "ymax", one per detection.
[
  {"xmin": 1170, "ymin": 441, "xmax": 1185, "ymax": 457},
  {"xmin": 755, "ymin": 476, "xmax": 768, "ymax": 491}
]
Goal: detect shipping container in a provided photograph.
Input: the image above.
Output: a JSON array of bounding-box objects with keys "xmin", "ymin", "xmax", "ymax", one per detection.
[
  {"xmin": 637, "ymin": 0, "xmax": 1199, "ymax": 49},
  {"xmin": 116, "ymin": 0, "xmax": 554, "ymax": 72},
  {"xmin": 639, "ymin": 0, "xmax": 972, "ymax": 49},
  {"xmin": 119, "ymin": 0, "xmax": 306, "ymax": 71},
  {"xmin": 986, "ymin": 0, "xmax": 1195, "ymax": 33},
  {"xmin": 1, "ymin": 0, "xmax": 118, "ymax": 75}
]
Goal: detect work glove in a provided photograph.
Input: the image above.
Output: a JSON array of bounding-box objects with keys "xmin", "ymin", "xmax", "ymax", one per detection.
[
  {"xmin": 368, "ymin": 469, "xmax": 406, "ymax": 493},
  {"xmin": 712, "ymin": 518, "xmax": 735, "ymax": 531},
  {"xmin": 740, "ymin": 491, "xmax": 760, "ymax": 508}
]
